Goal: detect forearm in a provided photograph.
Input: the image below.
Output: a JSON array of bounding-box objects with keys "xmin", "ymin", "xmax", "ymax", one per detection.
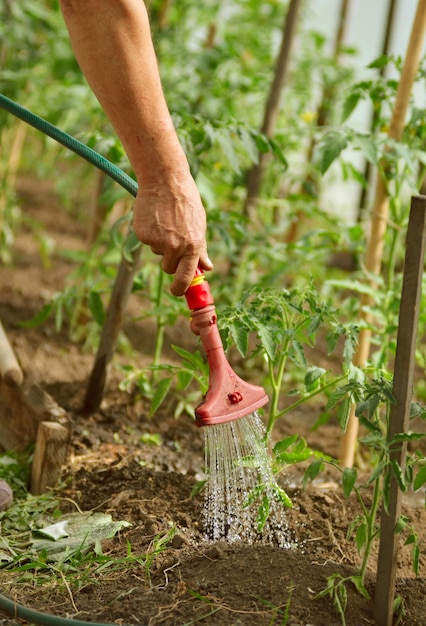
[{"xmin": 60, "ymin": 0, "xmax": 188, "ymax": 185}]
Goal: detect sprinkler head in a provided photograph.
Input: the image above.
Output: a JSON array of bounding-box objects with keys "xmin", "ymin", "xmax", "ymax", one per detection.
[{"xmin": 185, "ymin": 272, "xmax": 269, "ymax": 427}]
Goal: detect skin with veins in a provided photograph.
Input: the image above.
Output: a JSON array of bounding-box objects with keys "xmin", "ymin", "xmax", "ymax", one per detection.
[{"xmin": 60, "ymin": 0, "xmax": 213, "ymax": 295}]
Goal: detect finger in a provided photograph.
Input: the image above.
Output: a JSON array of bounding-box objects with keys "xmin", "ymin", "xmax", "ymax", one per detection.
[
  {"xmin": 198, "ymin": 247, "xmax": 214, "ymax": 272},
  {"xmin": 161, "ymin": 249, "xmax": 179, "ymax": 275},
  {"xmin": 169, "ymin": 256, "xmax": 199, "ymax": 297}
]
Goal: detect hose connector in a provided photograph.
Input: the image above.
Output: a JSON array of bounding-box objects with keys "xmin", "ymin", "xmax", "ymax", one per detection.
[{"xmin": 184, "ymin": 268, "xmax": 214, "ymax": 311}]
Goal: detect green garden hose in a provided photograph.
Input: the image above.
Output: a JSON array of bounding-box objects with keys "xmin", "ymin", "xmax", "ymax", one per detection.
[
  {"xmin": 0, "ymin": 93, "xmax": 142, "ymax": 625},
  {"xmin": 0, "ymin": 93, "xmax": 138, "ymax": 199},
  {"xmin": 0, "ymin": 593, "xmax": 115, "ymax": 626}
]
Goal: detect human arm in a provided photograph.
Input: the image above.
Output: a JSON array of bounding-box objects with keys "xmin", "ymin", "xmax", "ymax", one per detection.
[{"xmin": 59, "ymin": 0, "xmax": 213, "ymax": 295}]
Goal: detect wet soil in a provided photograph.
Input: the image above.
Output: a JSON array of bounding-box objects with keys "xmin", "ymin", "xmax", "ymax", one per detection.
[{"xmin": 0, "ymin": 176, "xmax": 425, "ymax": 625}]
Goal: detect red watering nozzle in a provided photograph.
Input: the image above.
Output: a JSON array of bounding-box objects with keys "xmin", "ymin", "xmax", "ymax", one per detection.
[{"xmin": 185, "ymin": 271, "xmax": 269, "ymax": 427}]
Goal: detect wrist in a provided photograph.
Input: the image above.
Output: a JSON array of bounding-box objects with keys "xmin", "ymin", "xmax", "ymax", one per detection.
[{"xmin": 132, "ymin": 138, "xmax": 191, "ymax": 187}]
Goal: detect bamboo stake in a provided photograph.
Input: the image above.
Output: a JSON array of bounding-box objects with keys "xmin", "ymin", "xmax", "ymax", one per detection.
[
  {"xmin": 374, "ymin": 195, "xmax": 426, "ymax": 626},
  {"xmin": 244, "ymin": 0, "xmax": 303, "ymax": 217},
  {"xmin": 358, "ymin": 0, "xmax": 398, "ymax": 218},
  {"xmin": 339, "ymin": 0, "xmax": 426, "ymax": 467}
]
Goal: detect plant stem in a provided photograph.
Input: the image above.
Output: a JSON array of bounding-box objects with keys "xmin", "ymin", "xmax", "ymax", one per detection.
[
  {"xmin": 266, "ymin": 348, "xmax": 288, "ymax": 434},
  {"xmin": 357, "ymin": 474, "xmax": 382, "ymax": 582},
  {"xmin": 153, "ymin": 266, "xmax": 166, "ymax": 369},
  {"xmin": 272, "ymin": 373, "xmax": 348, "ymax": 423}
]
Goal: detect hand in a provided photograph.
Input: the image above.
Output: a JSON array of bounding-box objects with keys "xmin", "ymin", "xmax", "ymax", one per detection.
[{"xmin": 133, "ymin": 171, "xmax": 213, "ymax": 296}]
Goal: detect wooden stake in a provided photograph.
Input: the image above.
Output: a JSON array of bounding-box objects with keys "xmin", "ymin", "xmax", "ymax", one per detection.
[
  {"xmin": 0, "ymin": 321, "xmax": 23, "ymax": 387},
  {"xmin": 82, "ymin": 235, "xmax": 143, "ymax": 414},
  {"xmin": 374, "ymin": 195, "xmax": 426, "ymax": 626},
  {"xmin": 339, "ymin": 0, "xmax": 426, "ymax": 467},
  {"xmin": 30, "ymin": 421, "xmax": 70, "ymax": 495},
  {"xmin": 244, "ymin": 0, "xmax": 302, "ymax": 217},
  {"xmin": 285, "ymin": 0, "xmax": 351, "ymax": 243}
]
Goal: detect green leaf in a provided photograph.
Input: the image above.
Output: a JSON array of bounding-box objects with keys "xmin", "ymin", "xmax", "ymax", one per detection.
[
  {"xmin": 290, "ymin": 339, "xmax": 306, "ymax": 367},
  {"xmin": 342, "ymin": 467, "xmax": 357, "ymax": 498},
  {"xmin": 316, "ymin": 130, "xmax": 348, "ymax": 174},
  {"xmin": 303, "ymin": 459, "xmax": 323, "ymax": 487},
  {"xmin": 257, "ymin": 495, "xmax": 270, "ymax": 532},
  {"xmin": 395, "ymin": 515, "xmax": 409, "ymax": 534},
  {"xmin": 273, "ymin": 435, "xmax": 298, "ymax": 453},
  {"xmin": 253, "ymin": 132, "xmax": 270, "ymax": 154},
  {"xmin": 216, "ymin": 130, "xmax": 241, "ymax": 173},
  {"xmin": 390, "ymin": 460, "xmax": 408, "ymax": 493},
  {"xmin": 229, "ymin": 320, "xmax": 249, "ymax": 357},
  {"xmin": 271, "ymin": 484, "xmax": 293, "ymax": 509},
  {"xmin": 140, "ymin": 433, "xmax": 162, "ymax": 446},
  {"xmin": 342, "ymin": 92, "xmax": 361, "ymax": 122},
  {"xmin": 338, "ymin": 396, "xmax": 352, "ymax": 433},
  {"xmin": 355, "ymin": 522, "xmax": 367, "ymax": 554},
  {"xmin": 19, "ymin": 303, "xmax": 52, "ymax": 328},
  {"xmin": 368, "ymin": 54, "xmax": 390, "ymax": 70},
  {"xmin": 268, "ymin": 137, "xmax": 288, "ymax": 167},
  {"xmin": 176, "ymin": 369, "xmax": 192, "ymax": 391},
  {"xmin": 190, "ymin": 479, "xmax": 206, "ymax": 497},
  {"xmin": 326, "ymin": 386, "xmax": 348, "ymax": 410},
  {"xmin": 413, "ymin": 465, "xmax": 426, "ymax": 491},
  {"xmin": 352, "ymin": 133, "xmax": 378, "ymax": 164},
  {"xmin": 307, "ymin": 314, "xmax": 322, "ymax": 336},
  {"xmin": 88, "ymin": 291, "xmax": 105, "ymax": 326},
  {"xmin": 150, "ymin": 378, "xmax": 172, "ymax": 415},
  {"xmin": 391, "ymin": 432, "xmax": 426, "ymax": 444},
  {"xmin": 256, "ymin": 322, "xmax": 276, "ymax": 361},
  {"xmin": 412, "ymin": 544, "xmax": 420, "ymax": 576},
  {"xmin": 238, "ymin": 127, "xmax": 259, "ymax": 163},
  {"xmin": 350, "ymin": 575, "xmax": 370, "ymax": 599},
  {"xmin": 304, "ymin": 366, "xmax": 326, "ymax": 392}
]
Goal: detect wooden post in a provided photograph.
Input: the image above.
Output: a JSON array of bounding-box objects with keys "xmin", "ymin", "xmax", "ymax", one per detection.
[
  {"xmin": 374, "ymin": 195, "xmax": 426, "ymax": 626},
  {"xmin": 31, "ymin": 421, "xmax": 70, "ymax": 495},
  {"xmin": 339, "ymin": 0, "xmax": 426, "ymax": 467},
  {"xmin": 0, "ymin": 321, "xmax": 23, "ymax": 387}
]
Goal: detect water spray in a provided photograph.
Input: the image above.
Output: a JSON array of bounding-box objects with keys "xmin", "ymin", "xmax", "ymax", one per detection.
[
  {"xmin": 185, "ymin": 271, "xmax": 290, "ymax": 546},
  {"xmin": 184, "ymin": 269, "xmax": 269, "ymax": 426}
]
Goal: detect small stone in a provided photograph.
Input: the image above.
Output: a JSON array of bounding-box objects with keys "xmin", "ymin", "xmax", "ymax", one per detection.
[{"xmin": 0, "ymin": 480, "xmax": 13, "ymax": 511}]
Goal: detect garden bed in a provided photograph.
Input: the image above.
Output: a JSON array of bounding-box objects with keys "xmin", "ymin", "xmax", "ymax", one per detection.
[{"xmin": 0, "ymin": 177, "xmax": 425, "ymax": 625}]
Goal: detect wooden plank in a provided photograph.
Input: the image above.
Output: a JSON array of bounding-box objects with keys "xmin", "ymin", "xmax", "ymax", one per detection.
[
  {"xmin": 31, "ymin": 421, "xmax": 70, "ymax": 495},
  {"xmin": 374, "ymin": 195, "xmax": 426, "ymax": 626}
]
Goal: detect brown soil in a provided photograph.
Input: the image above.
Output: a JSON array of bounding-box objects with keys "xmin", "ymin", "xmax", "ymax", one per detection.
[{"xmin": 0, "ymin": 176, "xmax": 425, "ymax": 626}]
